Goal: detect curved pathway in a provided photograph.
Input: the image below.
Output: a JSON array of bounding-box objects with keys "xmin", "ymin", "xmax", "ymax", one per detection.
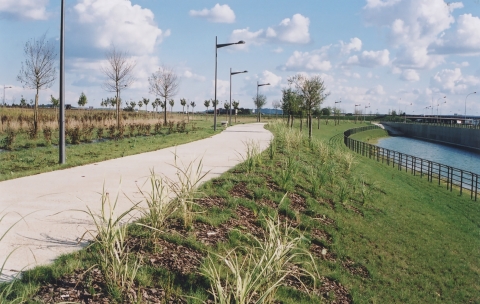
[{"xmin": 0, "ymin": 123, "xmax": 272, "ymax": 280}]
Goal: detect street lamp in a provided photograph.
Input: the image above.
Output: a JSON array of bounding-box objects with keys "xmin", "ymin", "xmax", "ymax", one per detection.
[
  {"xmin": 354, "ymin": 104, "xmax": 361, "ymax": 124},
  {"xmin": 256, "ymin": 81, "xmax": 270, "ymax": 122},
  {"xmin": 364, "ymin": 104, "xmax": 370, "ymax": 123},
  {"xmin": 59, "ymin": 0, "xmax": 66, "ymax": 164},
  {"xmin": 335, "ymin": 100, "xmax": 341, "ymax": 125},
  {"xmin": 404, "ymin": 103, "xmax": 412, "ymax": 123},
  {"xmin": 465, "ymin": 92, "xmax": 477, "ymax": 123},
  {"xmin": 437, "ymin": 100, "xmax": 446, "ymax": 121},
  {"xmin": 3, "ymin": 85, "xmax": 12, "ymax": 106},
  {"xmin": 214, "ymin": 36, "xmax": 245, "ymax": 131},
  {"xmin": 229, "ymin": 68, "xmax": 247, "ymax": 125}
]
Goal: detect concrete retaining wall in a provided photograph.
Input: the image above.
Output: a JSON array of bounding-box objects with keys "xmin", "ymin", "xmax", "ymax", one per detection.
[{"xmin": 381, "ymin": 122, "xmax": 480, "ymax": 152}]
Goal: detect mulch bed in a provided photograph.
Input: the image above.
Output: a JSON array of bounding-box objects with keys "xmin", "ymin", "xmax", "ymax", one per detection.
[
  {"xmin": 229, "ymin": 182, "xmax": 254, "ymax": 200},
  {"xmin": 310, "ymin": 243, "xmax": 337, "ymax": 262},
  {"xmin": 289, "ymin": 192, "xmax": 307, "ymax": 211},
  {"xmin": 310, "ymin": 228, "xmax": 333, "ymax": 244},
  {"xmin": 193, "ymin": 221, "xmax": 232, "ymax": 245},
  {"xmin": 196, "ymin": 196, "xmax": 226, "ymax": 209},
  {"xmin": 314, "ymin": 214, "xmax": 336, "ymax": 227},
  {"xmin": 316, "ymin": 276, "xmax": 352, "ymax": 304},
  {"xmin": 344, "ymin": 204, "xmax": 364, "ymax": 216},
  {"xmin": 342, "ymin": 259, "xmax": 370, "ymax": 278},
  {"xmin": 148, "ymin": 238, "xmax": 203, "ymax": 275}
]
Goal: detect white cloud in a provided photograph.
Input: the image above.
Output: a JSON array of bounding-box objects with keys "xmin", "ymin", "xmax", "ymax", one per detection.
[
  {"xmin": 452, "ymin": 61, "xmax": 470, "ymax": 67},
  {"xmin": 265, "ymin": 14, "xmax": 310, "ymax": 44},
  {"xmin": 183, "ymin": 70, "xmax": 206, "ymax": 82},
  {"xmin": 363, "ymin": 0, "xmax": 463, "ymax": 69},
  {"xmin": 340, "ymin": 37, "xmax": 362, "ymax": 54},
  {"xmin": 283, "ymin": 46, "xmax": 332, "ymax": 71},
  {"xmin": 433, "ymin": 14, "xmax": 480, "ymax": 55},
  {"xmin": 189, "ymin": 4, "xmax": 235, "ymax": 23},
  {"xmin": 346, "ymin": 49, "xmax": 390, "ymax": 67},
  {"xmin": 229, "ymin": 14, "xmax": 310, "ymax": 49},
  {"xmin": 400, "ymin": 69, "xmax": 420, "ymax": 82},
  {"xmin": 273, "ymin": 47, "xmax": 283, "ymax": 53},
  {"xmin": 0, "ymin": 0, "xmax": 49, "ymax": 20},
  {"xmin": 430, "ymin": 68, "xmax": 480, "ymax": 94},
  {"xmin": 366, "ymin": 85, "xmax": 386, "ymax": 95},
  {"xmin": 213, "ymin": 79, "xmax": 230, "ymax": 100},
  {"xmin": 71, "ymin": 0, "xmax": 169, "ymax": 56},
  {"xmin": 259, "ymin": 70, "xmax": 282, "ymax": 87}
]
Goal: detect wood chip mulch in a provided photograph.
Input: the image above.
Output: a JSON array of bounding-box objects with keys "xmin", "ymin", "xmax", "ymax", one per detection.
[
  {"xmin": 232, "ymin": 205, "xmax": 264, "ymax": 237},
  {"xmin": 320, "ymin": 198, "xmax": 336, "ymax": 209},
  {"xmin": 196, "ymin": 196, "xmax": 226, "ymax": 209},
  {"xmin": 310, "ymin": 243, "xmax": 337, "ymax": 262},
  {"xmin": 314, "ymin": 214, "xmax": 336, "ymax": 227},
  {"xmin": 289, "ymin": 193, "xmax": 307, "ymax": 211},
  {"xmin": 310, "ymin": 228, "xmax": 333, "ymax": 244},
  {"xmin": 257, "ymin": 198, "xmax": 278, "ymax": 209},
  {"xmin": 342, "ymin": 259, "xmax": 370, "ymax": 278},
  {"xmin": 316, "ymin": 276, "xmax": 352, "ymax": 304},
  {"xmin": 193, "ymin": 221, "xmax": 231, "ymax": 245},
  {"xmin": 344, "ymin": 204, "xmax": 364, "ymax": 216},
  {"xmin": 229, "ymin": 182, "xmax": 254, "ymax": 200},
  {"xmin": 148, "ymin": 238, "xmax": 203, "ymax": 275}
]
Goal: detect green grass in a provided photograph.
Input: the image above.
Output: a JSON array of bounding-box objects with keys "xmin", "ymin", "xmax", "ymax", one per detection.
[
  {"xmin": 349, "ymin": 128, "xmax": 389, "ymax": 144},
  {"xmin": 1, "ymin": 119, "xmax": 478, "ymax": 303}
]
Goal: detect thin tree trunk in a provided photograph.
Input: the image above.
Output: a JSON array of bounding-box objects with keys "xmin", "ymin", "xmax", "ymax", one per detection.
[
  {"xmin": 290, "ymin": 114, "xmax": 294, "ymax": 128},
  {"xmin": 164, "ymin": 97, "xmax": 167, "ymax": 125},
  {"xmin": 300, "ymin": 115, "xmax": 303, "ymax": 131},
  {"xmin": 287, "ymin": 114, "xmax": 290, "ymax": 127},
  {"xmin": 116, "ymin": 90, "xmax": 120, "ymax": 128},
  {"xmin": 34, "ymin": 90, "xmax": 39, "ymax": 135},
  {"xmin": 308, "ymin": 113, "xmax": 312, "ymax": 140}
]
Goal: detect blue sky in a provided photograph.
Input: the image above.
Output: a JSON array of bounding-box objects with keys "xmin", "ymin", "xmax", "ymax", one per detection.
[{"xmin": 1, "ymin": 0, "xmax": 480, "ymax": 115}]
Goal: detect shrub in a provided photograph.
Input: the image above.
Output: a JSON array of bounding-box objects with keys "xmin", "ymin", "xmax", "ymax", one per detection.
[
  {"xmin": 154, "ymin": 123, "xmax": 162, "ymax": 134},
  {"xmin": 42, "ymin": 126, "xmax": 52, "ymax": 146},
  {"xmin": 96, "ymin": 126, "xmax": 104, "ymax": 139},
  {"xmin": 67, "ymin": 126, "xmax": 81, "ymax": 144},
  {"xmin": 1, "ymin": 128, "xmax": 16, "ymax": 150},
  {"xmin": 107, "ymin": 125, "xmax": 116, "ymax": 139},
  {"xmin": 26, "ymin": 122, "xmax": 38, "ymax": 140}
]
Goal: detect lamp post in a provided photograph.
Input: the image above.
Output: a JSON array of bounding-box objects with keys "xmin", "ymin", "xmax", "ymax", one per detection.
[
  {"xmin": 3, "ymin": 85, "xmax": 12, "ymax": 106},
  {"xmin": 229, "ymin": 68, "xmax": 247, "ymax": 125},
  {"xmin": 335, "ymin": 100, "xmax": 341, "ymax": 125},
  {"xmin": 214, "ymin": 36, "xmax": 245, "ymax": 131},
  {"xmin": 465, "ymin": 92, "xmax": 477, "ymax": 123},
  {"xmin": 354, "ymin": 104, "xmax": 361, "ymax": 124},
  {"xmin": 364, "ymin": 105, "xmax": 370, "ymax": 122},
  {"xmin": 404, "ymin": 103, "xmax": 412, "ymax": 123},
  {"xmin": 437, "ymin": 100, "xmax": 446, "ymax": 121},
  {"xmin": 256, "ymin": 81, "xmax": 270, "ymax": 122},
  {"xmin": 59, "ymin": 0, "xmax": 66, "ymax": 164}
]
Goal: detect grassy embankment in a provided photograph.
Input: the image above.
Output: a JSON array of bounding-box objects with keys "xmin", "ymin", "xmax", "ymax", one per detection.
[{"xmin": 0, "ymin": 120, "xmax": 478, "ymax": 303}]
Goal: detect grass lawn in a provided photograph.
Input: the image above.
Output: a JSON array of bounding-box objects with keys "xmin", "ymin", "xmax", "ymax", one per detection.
[{"xmin": 1, "ymin": 120, "xmax": 478, "ymax": 303}]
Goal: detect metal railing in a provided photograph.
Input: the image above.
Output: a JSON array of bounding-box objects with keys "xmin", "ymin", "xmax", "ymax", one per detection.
[{"xmin": 344, "ymin": 125, "xmax": 479, "ymax": 201}]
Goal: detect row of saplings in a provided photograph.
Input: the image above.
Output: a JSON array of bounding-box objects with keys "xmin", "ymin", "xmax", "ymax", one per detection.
[{"xmin": 0, "ymin": 120, "xmax": 193, "ymax": 150}]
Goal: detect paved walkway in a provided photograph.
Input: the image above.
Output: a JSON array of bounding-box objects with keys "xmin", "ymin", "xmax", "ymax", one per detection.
[{"xmin": 0, "ymin": 123, "xmax": 272, "ymax": 280}]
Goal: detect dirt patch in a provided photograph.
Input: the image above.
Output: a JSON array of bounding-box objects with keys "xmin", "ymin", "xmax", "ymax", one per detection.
[
  {"xmin": 310, "ymin": 229, "xmax": 332, "ymax": 244},
  {"xmin": 230, "ymin": 182, "xmax": 254, "ymax": 200},
  {"xmin": 196, "ymin": 196, "xmax": 226, "ymax": 209},
  {"xmin": 310, "ymin": 243, "xmax": 337, "ymax": 262},
  {"xmin": 258, "ymin": 198, "xmax": 278, "ymax": 209},
  {"xmin": 266, "ymin": 180, "xmax": 282, "ymax": 192},
  {"xmin": 148, "ymin": 238, "xmax": 203, "ymax": 275},
  {"xmin": 289, "ymin": 193, "xmax": 307, "ymax": 211},
  {"xmin": 313, "ymin": 214, "xmax": 336, "ymax": 227},
  {"xmin": 320, "ymin": 198, "xmax": 336, "ymax": 210},
  {"xmin": 278, "ymin": 213, "xmax": 300, "ymax": 228},
  {"xmin": 342, "ymin": 259, "xmax": 370, "ymax": 278}
]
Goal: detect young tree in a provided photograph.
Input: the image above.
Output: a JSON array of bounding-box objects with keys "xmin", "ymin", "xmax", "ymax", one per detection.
[
  {"xmin": 204, "ymin": 99, "xmax": 210, "ymax": 120},
  {"xmin": 19, "ymin": 96, "xmax": 27, "ymax": 108},
  {"xmin": 272, "ymin": 100, "xmax": 281, "ymax": 117},
  {"xmin": 149, "ymin": 65, "xmax": 179, "ymax": 125},
  {"xmin": 101, "ymin": 47, "xmax": 136, "ymax": 127},
  {"xmin": 138, "ymin": 99, "xmax": 143, "ymax": 111},
  {"xmin": 190, "ymin": 101, "xmax": 196, "ymax": 120},
  {"xmin": 78, "ymin": 92, "xmax": 88, "ymax": 107},
  {"xmin": 17, "ymin": 33, "xmax": 57, "ymax": 134},
  {"xmin": 253, "ymin": 94, "xmax": 267, "ymax": 122},
  {"xmin": 281, "ymin": 88, "xmax": 300, "ymax": 128},
  {"xmin": 288, "ymin": 74, "xmax": 329, "ymax": 139},
  {"xmin": 223, "ymin": 102, "xmax": 230, "ymax": 121},
  {"xmin": 169, "ymin": 99, "xmax": 175, "ymax": 113},
  {"xmin": 130, "ymin": 101, "xmax": 136, "ymax": 110},
  {"xmin": 232, "ymin": 100, "xmax": 240, "ymax": 123},
  {"xmin": 181, "ymin": 98, "xmax": 187, "ymax": 114},
  {"xmin": 143, "ymin": 97, "xmax": 150, "ymax": 112}
]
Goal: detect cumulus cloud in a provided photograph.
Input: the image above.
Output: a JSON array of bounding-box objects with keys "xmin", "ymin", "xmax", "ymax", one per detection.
[
  {"xmin": 366, "ymin": 85, "xmax": 386, "ymax": 95},
  {"xmin": 0, "ymin": 0, "xmax": 49, "ymax": 20},
  {"xmin": 183, "ymin": 70, "xmax": 206, "ymax": 81},
  {"xmin": 71, "ymin": 0, "xmax": 169, "ymax": 57},
  {"xmin": 229, "ymin": 14, "xmax": 310, "ymax": 49},
  {"xmin": 272, "ymin": 47, "xmax": 283, "ymax": 53},
  {"xmin": 363, "ymin": 0, "xmax": 463, "ymax": 69},
  {"xmin": 189, "ymin": 4, "xmax": 235, "ymax": 23},
  {"xmin": 283, "ymin": 46, "xmax": 332, "ymax": 71},
  {"xmin": 346, "ymin": 49, "xmax": 390, "ymax": 67},
  {"xmin": 340, "ymin": 37, "xmax": 362, "ymax": 54},
  {"xmin": 432, "ymin": 14, "xmax": 480, "ymax": 55},
  {"xmin": 430, "ymin": 68, "xmax": 480, "ymax": 94},
  {"xmin": 400, "ymin": 69, "xmax": 420, "ymax": 82},
  {"xmin": 259, "ymin": 70, "xmax": 282, "ymax": 87}
]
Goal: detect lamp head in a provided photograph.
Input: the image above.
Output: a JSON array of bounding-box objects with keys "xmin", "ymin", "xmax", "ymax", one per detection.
[{"xmin": 237, "ymin": 40, "xmax": 245, "ymax": 44}]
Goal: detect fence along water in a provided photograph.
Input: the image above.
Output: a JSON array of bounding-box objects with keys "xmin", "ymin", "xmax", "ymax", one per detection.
[{"xmin": 343, "ymin": 125, "xmax": 479, "ymax": 201}]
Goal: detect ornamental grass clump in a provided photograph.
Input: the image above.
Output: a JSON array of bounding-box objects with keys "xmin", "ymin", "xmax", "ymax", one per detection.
[
  {"xmin": 201, "ymin": 214, "xmax": 319, "ymax": 304},
  {"xmin": 166, "ymin": 154, "xmax": 208, "ymax": 229},
  {"xmin": 42, "ymin": 126, "xmax": 52, "ymax": 146},
  {"xmin": 78, "ymin": 189, "xmax": 140, "ymax": 293},
  {"xmin": 238, "ymin": 140, "xmax": 262, "ymax": 174},
  {"xmin": 136, "ymin": 171, "xmax": 177, "ymax": 239}
]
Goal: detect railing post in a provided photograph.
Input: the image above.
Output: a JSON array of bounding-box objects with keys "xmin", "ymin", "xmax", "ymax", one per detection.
[{"xmin": 460, "ymin": 170, "xmax": 463, "ymax": 195}]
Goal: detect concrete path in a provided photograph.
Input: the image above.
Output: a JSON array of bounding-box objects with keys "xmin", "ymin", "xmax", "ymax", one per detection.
[{"xmin": 0, "ymin": 123, "xmax": 272, "ymax": 281}]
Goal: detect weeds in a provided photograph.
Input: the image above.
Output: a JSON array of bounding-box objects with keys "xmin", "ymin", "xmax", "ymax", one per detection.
[
  {"xmin": 279, "ymin": 155, "xmax": 298, "ymax": 191},
  {"xmin": 42, "ymin": 126, "xmax": 52, "ymax": 146},
  {"xmin": 238, "ymin": 140, "xmax": 262, "ymax": 174},
  {"xmin": 1, "ymin": 128, "xmax": 16, "ymax": 150}
]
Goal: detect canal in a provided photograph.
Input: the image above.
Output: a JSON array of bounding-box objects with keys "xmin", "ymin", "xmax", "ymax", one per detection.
[{"xmin": 376, "ymin": 136, "xmax": 480, "ymax": 174}]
